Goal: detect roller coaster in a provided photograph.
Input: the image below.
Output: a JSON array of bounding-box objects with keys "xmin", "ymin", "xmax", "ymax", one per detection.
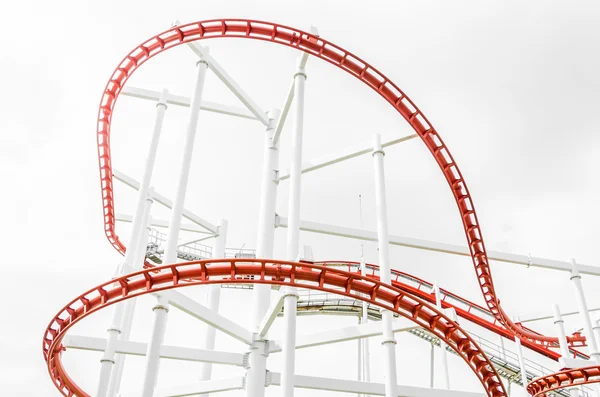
[{"xmin": 43, "ymin": 19, "xmax": 600, "ymax": 397}]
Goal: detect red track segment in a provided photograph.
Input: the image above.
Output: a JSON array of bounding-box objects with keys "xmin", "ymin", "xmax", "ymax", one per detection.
[
  {"xmin": 527, "ymin": 366, "xmax": 600, "ymax": 396},
  {"xmin": 314, "ymin": 261, "xmax": 588, "ymax": 361},
  {"xmin": 43, "ymin": 260, "xmax": 507, "ymax": 397},
  {"xmin": 95, "ymin": 19, "xmax": 583, "ymax": 351}
]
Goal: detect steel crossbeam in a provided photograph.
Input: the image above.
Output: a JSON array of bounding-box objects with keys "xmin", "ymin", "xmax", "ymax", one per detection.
[
  {"xmin": 278, "ymin": 133, "xmax": 418, "ymax": 180},
  {"xmin": 121, "ymin": 86, "xmax": 258, "ymax": 121},
  {"xmin": 276, "ymin": 217, "xmax": 600, "ymax": 276},
  {"xmin": 258, "ymin": 292, "xmax": 286, "ymax": 338},
  {"xmin": 267, "ymin": 372, "xmax": 486, "ymax": 397},
  {"xmin": 113, "ymin": 169, "xmax": 218, "ymax": 234},
  {"xmin": 63, "ymin": 335, "xmax": 245, "ymax": 366},
  {"xmin": 184, "ymin": 42, "xmax": 269, "ymax": 126},
  {"xmin": 270, "ymin": 318, "xmax": 418, "ymax": 353},
  {"xmin": 115, "ymin": 213, "xmax": 211, "ymax": 234},
  {"xmin": 121, "ymin": 377, "xmax": 245, "ymax": 397}
]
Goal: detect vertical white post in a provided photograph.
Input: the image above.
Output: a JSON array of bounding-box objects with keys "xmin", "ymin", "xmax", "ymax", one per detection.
[
  {"xmin": 140, "ymin": 57, "xmax": 208, "ymax": 397},
  {"xmin": 199, "ymin": 219, "xmax": 228, "ymax": 392},
  {"xmin": 570, "ymin": 259, "xmax": 600, "ymax": 364},
  {"xmin": 357, "ymin": 317, "xmax": 362, "ymax": 385},
  {"xmin": 281, "ymin": 60, "xmax": 306, "ymax": 397},
  {"xmin": 360, "ymin": 260, "xmax": 371, "ymax": 388},
  {"xmin": 97, "ymin": 89, "xmax": 168, "ymax": 397},
  {"xmin": 434, "ymin": 283, "xmax": 450, "ymax": 389},
  {"xmin": 107, "ymin": 192, "xmax": 154, "ymax": 397},
  {"xmin": 372, "ymin": 133, "xmax": 398, "ymax": 397},
  {"xmin": 429, "ymin": 342, "xmax": 435, "ymax": 388},
  {"xmin": 553, "ymin": 304, "xmax": 572, "ymax": 360},
  {"xmin": 594, "ymin": 318, "xmax": 600, "ymax": 358},
  {"xmin": 246, "ymin": 108, "xmax": 280, "ymax": 397},
  {"xmin": 514, "ymin": 334, "xmax": 529, "ymax": 396}
]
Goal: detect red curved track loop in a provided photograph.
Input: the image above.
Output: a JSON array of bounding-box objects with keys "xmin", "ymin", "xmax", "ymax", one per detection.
[
  {"xmin": 314, "ymin": 261, "xmax": 588, "ymax": 361},
  {"xmin": 43, "ymin": 260, "xmax": 507, "ymax": 397},
  {"xmin": 95, "ymin": 19, "xmax": 583, "ymax": 352},
  {"xmin": 527, "ymin": 366, "xmax": 600, "ymax": 397}
]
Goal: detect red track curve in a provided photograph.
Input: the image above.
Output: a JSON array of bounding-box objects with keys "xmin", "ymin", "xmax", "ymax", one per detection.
[
  {"xmin": 314, "ymin": 261, "xmax": 588, "ymax": 361},
  {"xmin": 527, "ymin": 366, "xmax": 600, "ymax": 396},
  {"xmin": 83, "ymin": 19, "xmax": 595, "ymax": 395},
  {"xmin": 43, "ymin": 260, "xmax": 507, "ymax": 397}
]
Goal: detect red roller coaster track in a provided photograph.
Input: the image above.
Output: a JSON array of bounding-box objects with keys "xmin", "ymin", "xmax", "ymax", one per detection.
[
  {"xmin": 40, "ymin": 19, "xmax": 596, "ymax": 397},
  {"xmin": 43, "ymin": 260, "xmax": 507, "ymax": 397}
]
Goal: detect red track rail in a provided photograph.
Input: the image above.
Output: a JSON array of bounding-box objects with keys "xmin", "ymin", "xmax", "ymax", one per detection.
[
  {"xmin": 527, "ymin": 366, "xmax": 600, "ymax": 396},
  {"xmin": 43, "ymin": 260, "xmax": 507, "ymax": 397},
  {"xmin": 314, "ymin": 261, "xmax": 588, "ymax": 361},
  {"xmin": 85, "ymin": 19, "xmax": 597, "ymax": 395}
]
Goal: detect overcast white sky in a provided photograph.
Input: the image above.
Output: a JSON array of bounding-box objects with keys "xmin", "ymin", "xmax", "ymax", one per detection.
[{"xmin": 1, "ymin": 1, "xmax": 600, "ymax": 396}]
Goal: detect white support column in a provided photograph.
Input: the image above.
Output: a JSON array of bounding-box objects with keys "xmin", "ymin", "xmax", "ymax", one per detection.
[
  {"xmin": 361, "ymin": 260, "xmax": 371, "ymax": 390},
  {"xmin": 553, "ymin": 305, "xmax": 580, "ymax": 397},
  {"xmin": 514, "ymin": 334, "xmax": 529, "ymax": 396},
  {"xmin": 429, "ymin": 342, "xmax": 435, "ymax": 389},
  {"xmin": 199, "ymin": 219, "xmax": 228, "ymax": 392},
  {"xmin": 107, "ymin": 192, "xmax": 154, "ymax": 397},
  {"xmin": 570, "ymin": 259, "xmax": 600, "ymax": 364},
  {"xmin": 594, "ymin": 318, "xmax": 600, "ymax": 359},
  {"xmin": 246, "ymin": 108, "xmax": 280, "ymax": 397},
  {"xmin": 434, "ymin": 284, "xmax": 450, "ymax": 389},
  {"xmin": 372, "ymin": 133, "xmax": 398, "ymax": 397},
  {"xmin": 140, "ymin": 57, "xmax": 208, "ymax": 397},
  {"xmin": 97, "ymin": 89, "xmax": 168, "ymax": 397},
  {"xmin": 281, "ymin": 59, "xmax": 307, "ymax": 397}
]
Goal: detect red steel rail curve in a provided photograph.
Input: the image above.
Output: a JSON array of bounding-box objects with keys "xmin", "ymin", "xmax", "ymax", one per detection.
[
  {"xmin": 43, "ymin": 260, "xmax": 508, "ymax": 397},
  {"xmin": 313, "ymin": 261, "xmax": 588, "ymax": 361},
  {"xmin": 527, "ymin": 366, "xmax": 600, "ymax": 396},
  {"xmin": 95, "ymin": 18, "xmax": 582, "ymax": 349},
  {"xmin": 84, "ymin": 19, "xmax": 596, "ymax": 395}
]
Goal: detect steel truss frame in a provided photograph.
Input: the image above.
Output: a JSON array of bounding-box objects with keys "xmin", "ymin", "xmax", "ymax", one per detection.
[{"xmin": 40, "ymin": 18, "xmax": 600, "ymax": 397}]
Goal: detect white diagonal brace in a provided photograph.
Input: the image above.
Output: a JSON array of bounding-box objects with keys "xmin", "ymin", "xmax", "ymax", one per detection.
[
  {"xmin": 161, "ymin": 289, "xmax": 254, "ymax": 345},
  {"xmin": 186, "ymin": 43, "xmax": 269, "ymax": 126},
  {"xmin": 267, "ymin": 372, "xmax": 485, "ymax": 397},
  {"xmin": 275, "ymin": 217, "xmax": 600, "ymax": 276},
  {"xmin": 116, "ymin": 213, "xmax": 212, "ymax": 234},
  {"xmin": 278, "ymin": 133, "xmax": 418, "ymax": 181},
  {"xmin": 258, "ymin": 292, "xmax": 286, "ymax": 338},
  {"xmin": 121, "ymin": 86, "xmax": 258, "ymax": 121},
  {"xmin": 269, "ymin": 318, "xmax": 418, "ymax": 353},
  {"xmin": 63, "ymin": 335, "xmax": 245, "ymax": 366},
  {"xmin": 113, "ymin": 169, "xmax": 218, "ymax": 234},
  {"xmin": 272, "ymin": 26, "xmax": 318, "ymax": 145},
  {"xmin": 121, "ymin": 377, "xmax": 245, "ymax": 397}
]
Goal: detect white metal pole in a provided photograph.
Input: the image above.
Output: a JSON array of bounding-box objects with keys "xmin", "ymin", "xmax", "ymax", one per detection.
[
  {"xmin": 140, "ymin": 57, "xmax": 208, "ymax": 397},
  {"xmin": 107, "ymin": 192, "xmax": 154, "ymax": 397},
  {"xmin": 514, "ymin": 335, "xmax": 529, "ymax": 396},
  {"xmin": 360, "ymin": 260, "xmax": 371, "ymax": 388},
  {"xmin": 281, "ymin": 61, "xmax": 306, "ymax": 397},
  {"xmin": 594, "ymin": 318, "xmax": 600, "ymax": 359},
  {"xmin": 199, "ymin": 219, "xmax": 228, "ymax": 391},
  {"xmin": 97, "ymin": 89, "xmax": 168, "ymax": 397},
  {"xmin": 372, "ymin": 133, "xmax": 398, "ymax": 397},
  {"xmin": 246, "ymin": 108, "xmax": 280, "ymax": 397},
  {"xmin": 429, "ymin": 342, "xmax": 435, "ymax": 388},
  {"xmin": 570, "ymin": 259, "xmax": 600, "ymax": 364},
  {"xmin": 433, "ymin": 284, "xmax": 450, "ymax": 389},
  {"xmin": 553, "ymin": 304, "xmax": 572, "ymax": 359}
]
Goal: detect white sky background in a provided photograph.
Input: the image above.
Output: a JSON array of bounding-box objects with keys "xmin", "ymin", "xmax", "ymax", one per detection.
[{"xmin": 1, "ymin": 0, "xmax": 600, "ymax": 396}]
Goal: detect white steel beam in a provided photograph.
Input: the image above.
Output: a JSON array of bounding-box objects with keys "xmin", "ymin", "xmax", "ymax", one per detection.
[
  {"xmin": 161, "ymin": 290, "xmax": 254, "ymax": 345},
  {"xmin": 270, "ymin": 318, "xmax": 418, "ymax": 353},
  {"xmin": 267, "ymin": 372, "xmax": 485, "ymax": 397},
  {"xmin": 272, "ymin": 26, "xmax": 318, "ymax": 145},
  {"xmin": 121, "ymin": 377, "xmax": 245, "ymax": 397},
  {"xmin": 258, "ymin": 292, "xmax": 286, "ymax": 338},
  {"xmin": 185, "ymin": 43, "xmax": 269, "ymax": 126},
  {"xmin": 121, "ymin": 86, "xmax": 259, "ymax": 121},
  {"xmin": 116, "ymin": 213, "xmax": 212, "ymax": 234},
  {"xmin": 275, "ymin": 217, "xmax": 600, "ymax": 276},
  {"xmin": 278, "ymin": 133, "xmax": 418, "ymax": 181},
  {"xmin": 63, "ymin": 335, "xmax": 245, "ymax": 366},
  {"xmin": 520, "ymin": 306, "xmax": 600, "ymax": 323},
  {"xmin": 113, "ymin": 169, "xmax": 218, "ymax": 234}
]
